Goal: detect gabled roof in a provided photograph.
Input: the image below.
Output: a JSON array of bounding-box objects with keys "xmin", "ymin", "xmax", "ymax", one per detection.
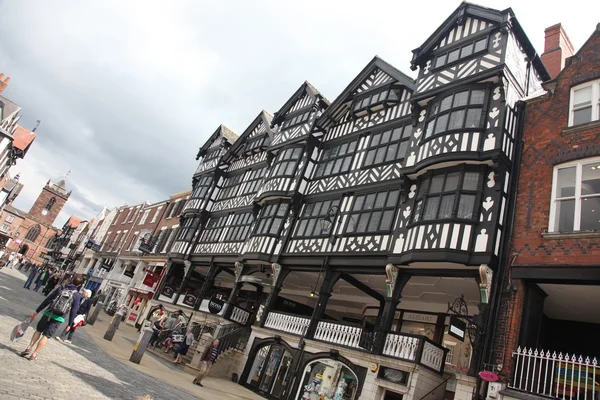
[
  {"xmin": 12, "ymin": 125, "xmax": 36, "ymax": 155},
  {"xmin": 196, "ymin": 124, "xmax": 238, "ymax": 159},
  {"xmin": 4, "ymin": 204, "xmax": 27, "ymax": 219},
  {"xmin": 271, "ymin": 81, "xmax": 330, "ymax": 127},
  {"xmin": 410, "ymin": 2, "xmax": 550, "ymax": 81},
  {"xmin": 0, "ymin": 95, "xmax": 21, "ymax": 122},
  {"xmin": 222, "ymin": 110, "xmax": 275, "ymax": 163},
  {"xmin": 66, "ymin": 215, "xmax": 83, "ymax": 228},
  {"xmin": 316, "ymin": 56, "xmax": 416, "ymax": 130}
]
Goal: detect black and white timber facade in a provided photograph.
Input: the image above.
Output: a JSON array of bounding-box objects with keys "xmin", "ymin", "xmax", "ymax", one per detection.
[{"xmin": 153, "ymin": 4, "xmax": 550, "ymax": 400}]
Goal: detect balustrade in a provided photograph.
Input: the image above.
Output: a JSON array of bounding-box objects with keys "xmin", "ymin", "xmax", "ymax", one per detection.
[
  {"xmin": 264, "ymin": 312, "xmax": 310, "ymax": 336},
  {"xmin": 314, "ymin": 321, "xmax": 363, "ymax": 349},
  {"xmin": 383, "ymin": 332, "xmax": 447, "ymax": 374},
  {"xmin": 229, "ymin": 306, "xmax": 251, "ymax": 325}
]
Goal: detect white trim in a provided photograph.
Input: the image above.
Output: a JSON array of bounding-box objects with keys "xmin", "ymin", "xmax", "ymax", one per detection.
[
  {"xmin": 569, "ymin": 79, "xmax": 600, "ymax": 127},
  {"xmin": 138, "ymin": 210, "xmax": 150, "ymax": 225},
  {"xmin": 150, "ymin": 206, "xmax": 163, "ymax": 223}
]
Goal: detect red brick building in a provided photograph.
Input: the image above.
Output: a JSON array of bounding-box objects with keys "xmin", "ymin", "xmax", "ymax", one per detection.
[{"xmin": 493, "ymin": 23, "xmax": 600, "ymax": 399}]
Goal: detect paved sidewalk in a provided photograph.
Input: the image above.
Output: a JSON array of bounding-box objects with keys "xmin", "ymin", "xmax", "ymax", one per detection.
[{"xmin": 0, "ymin": 267, "xmax": 262, "ymax": 400}]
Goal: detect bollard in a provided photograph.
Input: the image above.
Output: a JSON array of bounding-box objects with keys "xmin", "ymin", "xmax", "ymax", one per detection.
[
  {"xmin": 129, "ymin": 327, "xmax": 154, "ymax": 364},
  {"xmin": 87, "ymin": 302, "xmax": 104, "ymax": 326},
  {"xmin": 103, "ymin": 310, "xmax": 125, "ymax": 341}
]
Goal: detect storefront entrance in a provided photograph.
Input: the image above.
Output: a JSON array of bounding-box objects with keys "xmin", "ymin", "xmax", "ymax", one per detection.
[
  {"xmin": 246, "ymin": 344, "xmax": 294, "ymax": 399},
  {"xmin": 296, "ymin": 359, "xmax": 358, "ymax": 400}
]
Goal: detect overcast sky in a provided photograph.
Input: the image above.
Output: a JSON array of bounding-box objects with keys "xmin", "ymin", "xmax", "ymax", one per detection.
[{"xmin": 0, "ymin": 0, "xmax": 597, "ymax": 227}]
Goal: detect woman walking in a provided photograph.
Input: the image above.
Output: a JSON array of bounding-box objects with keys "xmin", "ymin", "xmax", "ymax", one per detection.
[{"xmin": 172, "ymin": 327, "xmax": 194, "ymax": 365}]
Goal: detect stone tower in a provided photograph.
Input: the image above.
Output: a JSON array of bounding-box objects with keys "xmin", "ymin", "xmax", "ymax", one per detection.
[{"xmin": 28, "ymin": 177, "xmax": 71, "ymax": 225}]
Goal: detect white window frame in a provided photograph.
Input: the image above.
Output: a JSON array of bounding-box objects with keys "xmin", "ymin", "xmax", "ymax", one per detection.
[
  {"xmin": 138, "ymin": 210, "xmax": 150, "ymax": 225},
  {"xmin": 444, "ymin": 341, "xmax": 456, "ymax": 365},
  {"xmin": 5, "ymin": 215, "xmax": 14, "ymax": 223},
  {"xmin": 549, "ymin": 156, "xmax": 600, "ymax": 232},
  {"xmin": 569, "ymin": 79, "xmax": 600, "ymax": 127},
  {"xmin": 0, "ymin": 223, "xmax": 9, "ymax": 233},
  {"xmin": 150, "ymin": 206, "xmax": 162, "ymax": 223}
]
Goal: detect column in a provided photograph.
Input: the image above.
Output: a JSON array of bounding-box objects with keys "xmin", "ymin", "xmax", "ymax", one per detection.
[
  {"xmin": 153, "ymin": 260, "xmax": 172, "ymax": 300},
  {"xmin": 173, "ymin": 261, "xmax": 193, "ymax": 305},
  {"xmin": 259, "ymin": 264, "xmax": 289, "ymax": 326},
  {"xmin": 373, "ymin": 264, "xmax": 411, "ymax": 354},
  {"xmin": 196, "ymin": 264, "xmax": 220, "ymax": 306},
  {"xmin": 305, "ymin": 269, "xmax": 341, "ymax": 339}
]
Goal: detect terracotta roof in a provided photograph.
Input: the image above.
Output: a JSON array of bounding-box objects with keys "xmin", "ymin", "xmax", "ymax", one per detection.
[
  {"xmin": 12, "ymin": 125, "xmax": 36, "ymax": 153},
  {"xmin": 66, "ymin": 215, "xmax": 83, "ymax": 228}
]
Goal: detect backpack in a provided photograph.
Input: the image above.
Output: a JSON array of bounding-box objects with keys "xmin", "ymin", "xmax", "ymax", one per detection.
[{"xmin": 49, "ymin": 287, "xmax": 74, "ymax": 316}]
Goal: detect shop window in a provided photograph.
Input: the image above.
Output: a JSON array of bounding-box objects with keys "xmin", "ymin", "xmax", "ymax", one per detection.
[
  {"xmin": 295, "ymin": 199, "xmax": 341, "ymax": 237},
  {"xmin": 412, "ymin": 170, "xmax": 482, "ymax": 223},
  {"xmin": 424, "ymin": 88, "xmax": 486, "ymax": 140},
  {"xmin": 346, "ymin": 189, "xmax": 399, "ymax": 234},
  {"xmin": 296, "ymin": 359, "xmax": 359, "ymax": 400},
  {"xmin": 443, "ymin": 329, "xmax": 472, "ymax": 372},
  {"xmin": 247, "ymin": 345, "xmax": 294, "ymax": 399},
  {"xmin": 569, "ymin": 79, "xmax": 600, "ymax": 126},
  {"xmin": 434, "ymin": 37, "xmax": 488, "ymax": 69},
  {"xmin": 254, "ymin": 202, "xmax": 289, "ymax": 236},
  {"xmin": 363, "ymin": 124, "xmax": 412, "ymax": 167},
  {"xmin": 315, "ymin": 140, "xmax": 357, "ymax": 178},
  {"xmin": 269, "ymin": 147, "xmax": 303, "ymax": 179},
  {"xmin": 223, "ymin": 212, "xmax": 254, "ymax": 241},
  {"xmin": 550, "ymin": 157, "xmax": 600, "ymax": 232},
  {"xmin": 399, "ymin": 320, "xmax": 436, "ymax": 341}
]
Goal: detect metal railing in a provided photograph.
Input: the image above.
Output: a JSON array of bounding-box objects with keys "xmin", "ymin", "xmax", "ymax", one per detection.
[
  {"xmin": 215, "ymin": 326, "xmax": 252, "ymax": 358},
  {"xmin": 511, "ymin": 347, "xmax": 600, "ymax": 400}
]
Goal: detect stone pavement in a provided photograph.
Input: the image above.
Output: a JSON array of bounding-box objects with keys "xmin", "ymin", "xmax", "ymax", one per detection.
[{"xmin": 0, "ymin": 267, "xmax": 263, "ymax": 400}]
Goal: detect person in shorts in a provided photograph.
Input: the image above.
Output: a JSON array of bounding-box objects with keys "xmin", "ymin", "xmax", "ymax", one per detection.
[{"xmin": 20, "ymin": 277, "xmax": 83, "ymax": 361}]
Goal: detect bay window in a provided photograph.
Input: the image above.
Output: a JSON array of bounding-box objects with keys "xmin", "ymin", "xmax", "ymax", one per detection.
[
  {"xmin": 191, "ymin": 175, "xmax": 213, "ymax": 199},
  {"xmin": 550, "ymin": 158, "xmax": 600, "ymax": 232},
  {"xmin": 363, "ymin": 124, "xmax": 412, "ymax": 167},
  {"xmin": 255, "ymin": 202, "xmax": 289, "ymax": 236},
  {"xmin": 569, "ymin": 80, "xmax": 600, "ymax": 126},
  {"xmin": 346, "ymin": 189, "xmax": 400, "ymax": 234},
  {"xmin": 220, "ymin": 173, "xmax": 244, "ymax": 200},
  {"xmin": 295, "ymin": 198, "xmax": 341, "ymax": 237},
  {"xmin": 424, "ymin": 88, "xmax": 486, "ymax": 140},
  {"xmin": 200, "ymin": 215, "xmax": 227, "ymax": 242},
  {"xmin": 269, "ymin": 147, "xmax": 303, "ymax": 179},
  {"xmin": 240, "ymin": 168, "xmax": 267, "ymax": 195},
  {"xmin": 315, "ymin": 140, "xmax": 357, "ymax": 177},
  {"xmin": 223, "ymin": 212, "xmax": 254, "ymax": 241}
]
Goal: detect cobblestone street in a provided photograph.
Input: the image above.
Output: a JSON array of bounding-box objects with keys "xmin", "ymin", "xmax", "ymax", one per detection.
[{"xmin": 0, "ymin": 268, "xmax": 199, "ymax": 400}]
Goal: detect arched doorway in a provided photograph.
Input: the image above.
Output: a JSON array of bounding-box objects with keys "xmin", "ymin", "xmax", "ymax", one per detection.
[
  {"xmin": 246, "ymin": 342, "xmax": 294, "ymax": 399},
  {"xmin": 18, "ymin": 244, "xmax": 29, "ymax": 256},
  {"xmin": 295, "ymin": 359, "xmax": 359, "ymax": 400}
]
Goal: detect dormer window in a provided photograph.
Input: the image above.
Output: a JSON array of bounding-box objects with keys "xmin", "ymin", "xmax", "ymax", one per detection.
[
  {"xmin": 352, "ymin": 87, "xmax": 402, "ymax": 116},
  {"xmin": 434, "ymin": 37, "xmax": 488, "ymax": 70},
  {"xmin": 281, "ymin": 110, "xmax": 311, "ymax": 130},
  {"xmin": 244, "ymin": 135, "xmax": 270, "ymax": 153}
]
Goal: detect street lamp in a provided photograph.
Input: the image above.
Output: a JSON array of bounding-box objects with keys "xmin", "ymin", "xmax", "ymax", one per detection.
[{"xmin": 320, "ymin": 205, "xmax": 340, "ymax": 245}]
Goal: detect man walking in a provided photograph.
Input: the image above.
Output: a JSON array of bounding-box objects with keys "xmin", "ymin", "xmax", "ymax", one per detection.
[
  {"xmin": 56, "ymin": 289, "xmax": 91, "ymax": 344},
  {"xmin": 20, "ymin": 277, "xmax": 83, "ymax": 361},
  {"xmin": 24, "ymin": 264, "xmax": 40, "ymax": 289},
  {"xmin": 193, "ymin": 339, "xmax": 220, "ymax": 387},
  {"xmin": 33, "ymin": 268, "xmax": 49, "ymax": 292}
]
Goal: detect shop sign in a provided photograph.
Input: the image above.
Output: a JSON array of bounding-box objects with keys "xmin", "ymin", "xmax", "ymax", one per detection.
[
  {"xmin": 479, "ymin": 371, "xmax": 499, "ymax": 382},
  {"xmin": 161, "ymin": 286, "xmax": 175, "ymax": 299},
  {"xmin": 128, "ymin": 312, "xmax": 138, "ymax": 323},
  {"xmin": 448, "ymin": 315, "xmax": 467, "ymax": 342},
  {"xmin": 403, "ymin": 312, "xmax": 437, "ymax": 324},
  {"xmin": 183, "ymin": 293, "xmax": 197, "ymax": 307},
  {"xmin": 142, "ymin": 272, "xmax": 157, "ymax": 288},
  {"xmin": 208, "ymin": 297, "xmax": 225, "ymax": 314},
  {"xmin": 378, "ymin": 366, "xmax": 409, "ymax": 385},
  {"xmin": 240, "ymin": 275, "xmax": 273, "ymax": 286}
]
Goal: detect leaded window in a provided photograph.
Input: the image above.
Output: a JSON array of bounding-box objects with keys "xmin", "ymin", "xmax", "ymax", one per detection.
[
  {"xmin": 241, "ymin": 168, "xmax": 267, "ymax": 195},
  {"xmin": 180, "ymin": 217, "xmax": 201, "ymax": 242},
  {"xmin": 364, "ymin": 124, "xmax": 412, "ymax": 167},
  {"xmin": 245, "ymin": 135, "xmax": 270, "ymax": 153},
  {"xmin": 255, "ymin": 202, "xmax": 289, "ymax": 236},
  {"xmin": 424, "ymin": 88, "xmax": 486, "ymax": 139},
  {"xmin": 295, "ymin": 199, "xmax": 341, "ymax": 237},
  {"xmin": 203, "ymin": 147, "xmax": 221, "ymax": 162},
  {"xmin": 434, "ymin": 37, "xmax": 488, "ymax": 69},
  {"xmin": 220, "ymin": 173, "xmax": 244, "ymax": 200},
  {"xmin": 412, "ymin": 170, "xmax": 482, "ymax": 223},
  {"xmin": 281, "ymin": 111, "xmax": 311, "ymax": 130},
  {"xmin": 192, "ymin": 175, "xmax": 213, "ymax": 199},
  {"xmin": 223, "ymin": 212, "xmax": 254, "ymax": 241},
  {"xmin": 269, "ymin": 147, "xmax": 303, "ymax": 179},
  {"xmin": 352, "ymin": 87, "xmax": 402, "ymax": 114},
  {"xmin": 315, "ymin": 140, "xmax": 357, "ymax": 177},
  {"xmin": 346, "ymin": 190, "xmax": 400, "ymax": 234},
  {"xmin": 200, "ymin": 215, "xmax": 227, "ymax": 242}
]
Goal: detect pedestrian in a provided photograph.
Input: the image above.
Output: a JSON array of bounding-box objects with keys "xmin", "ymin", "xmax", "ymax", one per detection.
[
  {"xmin": 56, "ymin": 289, "xmax": 92, "ymax": 344},
  {"xmin": 20, "ymin": 277, "xmax": 84, "ymax": 361},
  {"xmin": 42, "ymin": 271, "xmax": 59, "ymax": 295},
  {"xmin": 193, "ymin": 339, "xmax": 220, "ymax": 387},
  {"xmin": 24, "ymin": 264, "xmax": 40, "ymax": 289},
  {"xmin": 91, "ymin": 289, "xmax": 103, "ymax": 306},
  {"xmin": 149, "ymin": 314, "xmax": 167, "ymax": 348},
  {"xmin": 172, "ymin": 327, "xmax": 194, "ymax": 365},
  {"xmin": 33, "ymin": 268, "xmax": 49, "ymax": 292}
]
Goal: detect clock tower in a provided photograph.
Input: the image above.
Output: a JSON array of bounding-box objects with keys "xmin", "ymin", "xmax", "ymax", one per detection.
[{"xmin": 28, "ymin": 177, "xmax": 71, "ymax": 225}]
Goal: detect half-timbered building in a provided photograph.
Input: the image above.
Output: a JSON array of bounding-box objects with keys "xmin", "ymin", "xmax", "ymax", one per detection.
[{"xmin": 152, "ymin": 4, "xmax": 550, "ymax": 400}]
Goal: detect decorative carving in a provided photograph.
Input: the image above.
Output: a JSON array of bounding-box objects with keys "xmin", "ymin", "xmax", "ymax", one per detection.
[
  {"xmin": 414, "ymin": 128, "xmax": 422, "ymax": 139},
  {"xmin": 487, "ymin": 172, "xmax": 496, "ymax": 188},
  {"xmin": 408, "ymin": 185, "xmax": 417, "ymax": 199},
  {"xmin": 385, "ymin": 263, "xmax": 399, "ymax": 297},
  {"xmin": 271, "ymin": 262, "xmax": 282, "ymax": 284},
  {"xmin": 183, "ymin": 260, "xmax": 192, "ymax": 277},
  {"xmin": 478, "ymin": 264, "xmax": 493, "ymax": 304},
  {"xmin": 234, "ymin": 262, "xmax": 244, "ymax": 282},
  {"xmin": 483, "ymin": 133, "xmax": 496, "ymax": 151},
  {"xmin": 403, "ymin": 206, "xmax": 412, "ymax": 219},
  {"xmin": 475, "ymin": 229, "xmax": 489, "ymax": 252},
  {"xmin": 418, "ymin": 110, "xmax": 427, "ymax": 122},
  {"xmin": 424, "ymin": 60, "xmax": 432, "ymax": 75},
  {"xmin": 493, "ymin": 32, "xmax": 502, "ymax": 48},
  {"xmin": 483, "ymin": 197, "xmax": 494, "ymax": 211},
  {"xmin": 493, "ymin": 86, "xmax": 501, "ymax": 100}
]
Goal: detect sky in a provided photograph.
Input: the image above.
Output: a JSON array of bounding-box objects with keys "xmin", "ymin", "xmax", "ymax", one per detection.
[{"xmin": 0, "ymin": 0, "xmax": 597, "ymax": 227}]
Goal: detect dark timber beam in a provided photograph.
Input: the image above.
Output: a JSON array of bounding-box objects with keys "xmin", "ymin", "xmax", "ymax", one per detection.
[{"xmin": 341, "ymin": 273, "xmax": 385, "ymax": 304}]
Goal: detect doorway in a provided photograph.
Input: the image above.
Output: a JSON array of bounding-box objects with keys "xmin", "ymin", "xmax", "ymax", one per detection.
[
  {"xmin": 18, "ymin": 244, "xmax": 29, "ymax": 256},
  {"xmin": 246, "ymin": 343, "xmax": 293, "ymax": 399}
]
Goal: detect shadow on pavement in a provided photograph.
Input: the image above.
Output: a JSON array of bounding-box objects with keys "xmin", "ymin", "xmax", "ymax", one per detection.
[{"xmin": 0, "ymin": 340, "xmax": 30, "ymax": 358}]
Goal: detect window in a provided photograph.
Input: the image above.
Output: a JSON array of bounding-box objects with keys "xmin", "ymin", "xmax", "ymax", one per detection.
[
  {"xmin": 346, "ymin": 189, "xmax": 399, "ymax": 234},
  {"xmin": 25, "ymin": 225, "xmax": 41, "ymax": 241},
  {"xmin": 281, "ymin": 110, "xmax": 311, "ymax": 130},
  {"xmin": 127, "ymin": 232, "xmax": 139, "ymax": 251},
  {"xmin": 5, "ymin": 215, "xmax": 14, "ymax": 223},
  {"xmin": 223, "ymin": 212, "xmax": 254, "ymax": 241},
  {"xmin": 117, "ymin": 230, "xmax": 128, "ymax": 250},
  {"xmin": 162, "ymin": 227, "xmax": 179, "ymax": 253},
  {"xmin": 180, "ymin": 217, "xmax": 201, "ymax": 242},
  {"xmin": 150, "ymin": 206, "xmax": 162, "ymax": 223},
  {"xmin": 315, "ymin": 140, "xmax": 357, "ymax": 177},
  {"xmin": 255, "ymin": 202, "xmax": 289, "ymax": 236},
  {"xmin": 220, "ymin": 173, "xmax": 244, "ymax": 200},
  {"xmin": 128, "ymin": 208, "xmax": 137, "ymax": 223},
  {"xmin": 244, "ymin": 135, "xmax": 271, "ymax": 153},
  {"xmin": 412, "ymin": 170, "xmax": 482, "ymax": 223},
  {"xmin": 173, "ymin": 200, "xmax": 185, "ymax": 217},
  {"xmin": 200, "ymin": 215, "xmax": 227, "ymax": 242},
  {"xmin": 424, "ymin": 88, "xmax": 486, "ymax": 140},
  {"xmin": 241, "ymin": 168, "xmax": 267, "ymax": 195},
  {"xmin": 191, "ymin": 175, "xmax": 213, "ymax": 199},
  {"xmin": 295, "ymin": 199, "xmax": 341, "ymax": 237},
  {"xmin": 45, "ymin": 197, "xmax": 56, "ymax": 212},
  {"xmin": 152, "ymin": 229, "xmax": 168, "ymax": 253},
  {"xmin": 364, "ymin": 124, "xmax": 412, "ymax": 167},
  {"xmin": 123, "ymin": 209, "xmax": 133, "ymax": 224},
  {"xmin": 269, "ymin": 148, "xmax": 302, "ymax": 179},
  {"xmin": 445, "ymin": 344, "xmax": 456, "ymax": 365},
  {"xmin": 139, "ymin": 210, "xmax": 150, "ymax": 225},
  {"xmin": 352, "ymin": 87, "xmax": 402, "ymax": 113},
  {"xmin": 0, "ymin": 224, "xmax": 9, "ymax": 233},
  {"xmin": 569, "ymin": 80, "xmax": 600, "ymax": 126},
  {"xmin": 550, "ymin": 158, "xmax": 600, "ymax": 232},
  {"xmin": 203, "ymin": 147, "xmax": 221, "ymax": 162},
  {"xmin": 434, "ymin": 37, "xmax": 488, "ymax": 69},
  {"xmin": 167, "ymin": 201, "xmax": 180, "ymax": 218}
]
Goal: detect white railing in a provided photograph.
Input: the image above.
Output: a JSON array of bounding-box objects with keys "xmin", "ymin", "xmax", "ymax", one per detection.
[
  {"xmin": 264, "ymin": 312, "xmax": 310, "ymax": 336},
  {"xmin": 314, "ymin": 322, "xmax": 362, "ymax": 349},
  {"xmin": 383, "ymin": 333, "xmax": 420, "ymax": 361},
  {"xmin": 230, "ymin": 306, "xmax": 250, "ymax": 325},
  {"xmin": 421, "ymin": 340, "xmax": 446, "ymax": 373},
  {"xmin": 511, "ymin": 347, "xmax": 600, "ymax": 400}
]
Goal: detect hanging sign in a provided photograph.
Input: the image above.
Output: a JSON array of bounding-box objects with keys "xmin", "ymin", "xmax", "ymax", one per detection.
[
  {"xmin": 478, "ymin": 371, "xmax": 499, "ymax": 382},
  {"xmin": 142, "ymin": 272, "xmax": 157, "ymax": 288},
  {"xmin": 208, "ymin": 297, "xmax": 225, "ymax": 314},
  {"xmin": 448, "ymin": 315, "xmax": 467, "ymax": 342},
  {"xmin": 240, "ymin": 275, "xmax": 273, "ymax": 286}
]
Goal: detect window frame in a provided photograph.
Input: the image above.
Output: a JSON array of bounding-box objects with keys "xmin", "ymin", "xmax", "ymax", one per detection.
[
  {"xmin": 223, "ymin": 212, "xmax": 254, "ymax": 242},
  {"xmin": 432, "ymin": 36, "xmax": 489, "ymax": 71},
  {"xmin": 199, "ymin": 215, "xmax": 228, "ymax": 243},
  {"xmin": 344, "ymin": 188, "xmax": 401, "ymax": 236},
  {"xmin": 362, "ymin": 122, "xmax": 412, "ymax": 168},
  {"xmin": 219, "ymin": 172, "xmax": 245, "ymax": 201},
  {"xmin": 351, "ymin": 85, "xmax": 403, "ymax": 116},
  {"xmin": 423, "ymin": 85, "xmax": 490, "ymax": 142},
  {"xmin": 410, "ymin": 167, "xmax": 484, "ymax": 225},
  {"xmin": 244, "ymin": 135, "xmax": 271, "ymax": 153},
  {"xmin": 294, "ymin": 198, "xmax": 341, "ymax": 238},
  {"xmin": 281, "ymin": 109, "xmax": 312, "ymax": 130},
  {"xmin": 239, "ymin": 167, "xmax": 267, "ymax": 196},
  {"xmin": 138, "ymin": 210, "xmax": 150, "ymax": 225},
  {"xmin": 569, "ymin": 79, "xmax": 600, "ymax": 127},
  {"xmin": 315, "ymin": 139, "xmax": 358, "ymax": 179},
  {"xmin": 253, "ymin": 201, "xmax": 289, "ymax": 237},
  {"xmin": 191, "ymin": 175, "xmax": 214, "ymax": 200},
  {"xmin": 268, "ymin": 147, "xmax": 303, "ymax": 180},
  {"xmin": 5, "ymin": 215, "xmax": 14, "ymax": 223},
  {"xmin": 549, "ymin": 157, "xmax": 600, "ymax": 232}
]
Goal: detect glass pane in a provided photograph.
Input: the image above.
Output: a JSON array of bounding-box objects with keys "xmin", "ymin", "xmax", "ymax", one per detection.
[
  {"xmin": 332, "ymin": 158, "xmax": 343, "ymax": 174},
  {"xmin": 380, "ymin": 210, "xmax": 395, "ymax": 231},
  {"xmin": 357, "ymin": 213, "xmax": 370, "ymax": 232},
  {"xmin": 430, "ymin": 175, "xmax": 445, "ymax": 193},
  {"xmin": 574, "ymin": 86, "xmax": 592, "ymax": 107},
  {"xmin": 277, "ymin": 205, "xmax": 288, "ymax": 216},
  {"xmin": 444, "ymin": 172, "xmax": 460, "ymax": 191},
  {"xmin": 425, "ymin": 122, "xmax": 435, "ymax": 138},
  {"xmin": 403, "ymin": 125, "xmax": 412, "ymax": 138},
  {"xmin": 381, "ymin": 130, "xmax": 391, "ymax": 144},
  {"xmin": 386, "ymin": 143, "xmax": 398, "ymax": 161},
  {"xmin": 392, "ymin": 127, "xmax": 403, "ymax": 141},
  {"xmin": 378, "ymin": 90, "xmax": 388, "ymax": 102},
  {"xmin": 375, "ymin": 192, "xmax": 387, "ymax": 208},
  {"xmin": 439, "ymin": 195, "xmax": 454, "ymax": 218},
  {"xmin": 448, "ymin": 110, "xmax": 465, "ymax": 130},
  {"xmin": 339, "ymin": 143, "xmax": 348, "ymax": 155},
  {"xmin": 323, "ymin": 161, "xmax": 333, "ymax": 176},
  {"xmin": 388, "ymin": 89, "xmax": 399, "ymax": 101},
  {"xmin": 460, "ymin": 44, "xmax": 473, "ymax": 58},
  {"xmin": 474, "ymin": 38, "xmax": 487, "ymax": 53},
  {"xmin": 364, "ymin": 150, "xmax": 375, "ymax": 166},
  {"xmin": 465, "ymin": 108, "xmax": 482, "ymax": 127},
  {"xmin": 353, "ymin": 196, "xmax": 364, "ymax": 211},
  {"xmin": 370, "ymin": 94, "xmax": 379, "ymax": 105},
  {"xmin": 296, "ymin": 220, "xmax": 307, "ymax": 236},
  {"xmin": 375, "ymin": 147, "xmax": 386, "ymax": 164},
  {"xmin": 424, "ymin": 197, "xmax": 440, "ymax": 220},
  {"xmin": 453, "ymin": 91, "xmax": 469, "ymax": 107},
  {"xmin": 436, "ymin": 54, "xmax": 446, "ymax": 68},
  {"xmin": 398, "ymin": 141, "xmax": 409, "ymax": 159},
  {"xmin": 555, "ymin": 167, "xmax": 576, "ymax": 198},
  {"xmin": 364, "ymin": 193, "xmax": 376, "ymax": 209},
  {"xmin": 269, "ymin": 218, "xmax": 282, "ymax": 234},
  {"xmin": 305, "ymin": 219, "xmax": 316, "ymax": 236},
  {"xmin": 347, "ymin": 213, "xmax": 359, "ymax": 232},
  {"xmin": 554, "ymin": 199, "xmax": 575, "ymax": 232},
  {"xmin": 371, "ymin": 133, "xmax": 381, "ymax": 146},
  {"xmin": 582, "ymin": 163, "xmax": 600, "ymax": 195},
  {"xmin": 573, "ymin": 107, "xmax": 592, "ymax": 125},
  {"xmin": 348, "ymin": 141, "xmax": 357, "ymax": 152},
  {"xmin": 341, "ymin": 156, "xmax": 352, "ymax": 172},
  {"xmin": 458, "ymin": 194, "xmax": 476, "ymax": 219},
  {"xmin": 463, "ymin": 172, "xmax": 480, "ymax": 191},
  {"xmin": 434, "ymin": 114, "xmax": 449, "ymax": 134},
  {"xmin": 368, "ymin": 211, "xmax": 382, "ymax": 232},
  {"xmin": 447, "ymin": 49, "xmax": 460, "ymax": 64},
  {"xmin": 418, "ymin": 178, "xmax": 429, "ymax": 196},
  {"xmin": 580, "ymin": 197, "xmax": 600, "ymax": 231},
  {"xmin": 471, "ymin": 90, "xmax": 485, "ymax": 104},
  {"xmin": 440, "ymin": 96, "xmax": 453, "ymax": 112}
]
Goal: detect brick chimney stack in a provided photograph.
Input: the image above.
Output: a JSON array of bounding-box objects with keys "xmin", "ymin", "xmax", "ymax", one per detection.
[
  {"xmin": 541, "ymin": 23, "xmax": 575, "ymax": 78},
  {"xmin": 0, "ymin": 73, "xmax": 10, "ymax": 95}
]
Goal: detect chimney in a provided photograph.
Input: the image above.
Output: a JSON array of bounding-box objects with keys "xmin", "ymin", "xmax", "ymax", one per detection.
[
  {"xmin": 541, "ymin": 24, "xmax": 575, "ymax": 79},
  {"xmin": 0, "ymin": 73, "xmax": 9, "ymax": 95}
]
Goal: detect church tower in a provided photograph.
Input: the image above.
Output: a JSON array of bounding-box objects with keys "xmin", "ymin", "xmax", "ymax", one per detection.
[{"xmin": 28, "ymin": 176, "xmax": 71, "ymax": 226}]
